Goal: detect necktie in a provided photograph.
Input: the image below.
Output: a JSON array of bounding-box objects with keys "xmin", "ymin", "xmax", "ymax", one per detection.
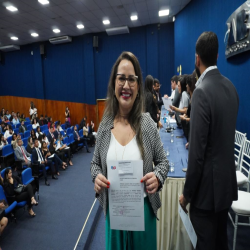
[
  {"xmin": 36, "ymin": 148, "xmax": 43, "ymax": 162},
  {"xmin": 51, "ymin": 133, "xmax": 54, "ymax": 138},
  {"xmin": 20, "ymin": 147, "xmax": 27, "ymax": 160}
]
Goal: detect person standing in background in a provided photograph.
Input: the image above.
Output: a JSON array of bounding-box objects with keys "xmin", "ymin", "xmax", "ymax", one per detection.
[
  {"xmin": 65, "ymin": 107, "xmax": 70, "ymax": 124},
  {"xmin": 29, "ymin": 102, "xmax": 37, "ymax": 121},
  {"xmin": 179, "ymin": 32, "xmax": 239, "ymax": 250}
]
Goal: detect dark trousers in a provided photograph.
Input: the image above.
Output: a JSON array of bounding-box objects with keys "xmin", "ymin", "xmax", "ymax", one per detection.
[
  {"xmin": 39, "ymin": 160, "xmax": 55, "ymax": 180},
  {"xmin": 190, "ymin": 205, "xmax": 229, "ymax": 250},
  {"xmin": 76, "ymin": 138, "xmax": 89, "ymax": 151},
  {"xmin": 15, "ymin": 184, "xmax": 35, "ymax": 208},
  {"xmin": 51, "ymin": 154, "xmax": 62, "ymax": 172},
  {"xmin": 58, "ymin": 148, "xmax": 71, "ymax": 161}
]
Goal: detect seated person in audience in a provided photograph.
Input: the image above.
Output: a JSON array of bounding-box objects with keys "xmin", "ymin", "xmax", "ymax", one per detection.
[
  {"xmin": 83, "ymin": 123, "xmax": 95, "ymax": 147},
  {"xmin": 3, "ymin": 116, "xmax": 9, "ymax": 124},
  {"xmin": 32, "ymin": 118, "xmax": 39, "ymax": 129},
  {"xmin": 42, "ymin": 134, "xmax": 49, "ymax": 146},
  {"xmin": 32, "ymin": 139, "xmax": 57, "ymax": 186},
  {"xmin": 16, "ymin": 112, "xmax": 20, "ymax": 119},
  {"xmin": 73, "ymin": 125, "xmax": 90, "ymax": 153},
  {"xmin": 12, "ymin": 114, "xmax": 20, "ymax": 126},
  {"xmin": 37, "ymin": 134, "xmax": 43, "ymax": 148},
  {"xmin": 26, "ymin": 137, "xmax": 34, "ymax": 154},
  {"xmin": 3, "ymin": 168, "xmax": 38, "ymax": 217},
  {"xmin": 5, "ymin": 111, "xmax": 11, "ymax": 120},
  {"xmin": 38, "ymin": 115, "xmax": 44, "ymax": 126},
  {"xmin": 47, "ymin": 126, "xmax": 55, "ymax": 142},
  {"xmin": 14, "ymin": 138, "xmax": 31, "ymax": 168},
  {"xmin": 43, "ymin": 115, "xmax": 48, "ymax": 125},
  {"xmin": 19, "ymin": 114, "xmax": 26, "ymax": 123},
  {"xmin": 9, "ymin": 111, "xmax": 14, "ymax": 122},
  {"xmin": 0, "ymin": 134, "xmax": 8, "ymax": 151},
  {"xmin": 53, "ymin": 125, "xmax": 60, "ymax": 140},
  {"xmin": 19, "ymin": 120, "xmax": 27, "ymax": 133},
  {"xmin": 57, "ymin": 122, "xmax": 66, "ymax": 136},
  {"xmin": 65, "ymin": 118, "xmax": 71, "ymax": 129},
  {"xmin": 0, "ymin": 108, "xmax": 5, "ymax": 118},
  {"xmin": 49, "ymin": 138, "xmax": 73, "ymax": 166},
  {"xmin": 89, "ymin": 121, "xmax": 97, "ymax": 138},
  {"xmin": 79, "ymin": 117, "xmax": 86, "ymax": 131},
  {"xmin": 0, "ymin": 122, "xmax": 5, "ymax": 134},
  {"xmin": 36, "ymin": 126, "xmax": 43, "ymax": 138},
  {"xmin": 30, "ymin": 129, "xmax": 37, "ymax": 141},
  {"xmin": 47, "ymin": 117, "xmax": 53, "ymax": 129},
  {"xmin": 42, "ymin": 141, "xmax": 66, "ymax": 175},
  {"xmin": 4, "ymin": 126, "xmax": 13, "ymax": 139},
  {"xmin": 11, "ymin": 133, "xmax": 21, "ymax": 149}
]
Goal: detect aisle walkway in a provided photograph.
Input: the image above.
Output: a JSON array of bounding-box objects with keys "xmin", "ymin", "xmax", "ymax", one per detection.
[{"xmin": 0, "ymin": 149, "xmax": 95, "ymax": 250}]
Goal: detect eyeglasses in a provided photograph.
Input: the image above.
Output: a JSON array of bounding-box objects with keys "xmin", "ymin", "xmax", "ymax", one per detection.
[{"xmin": 116, "ymin": 74, "xmax": 138, "ymax": 87}]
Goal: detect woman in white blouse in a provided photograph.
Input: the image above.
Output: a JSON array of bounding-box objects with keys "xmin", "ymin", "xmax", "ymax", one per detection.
[
  {"xmin": 36, "ymin": 126, "xmax": 43, "ymax": 138},
  {"xmin": 32, "ymin": 119, "xmax": 40, "ymax": 130}
]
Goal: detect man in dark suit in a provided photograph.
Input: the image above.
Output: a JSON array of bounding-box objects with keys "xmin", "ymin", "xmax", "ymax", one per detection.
[
  {"xmin": 179, "ymin": 32, "xmax": 239, "ymax": 250},
  {"xmin": 153, "ymin": 78, "xmax": 164, "ymax": 111},
  {"xmin": 47, "ymin": 126, "xmax": 55, "ymax": 143},
  {"xmin": 18, "ymin": 120, "xmax": 27, "ymax": 133},
  {"xmin": 73, "ymin": 125, "xmax": 90, "ymax": 153},
  {"xmin": 65, "ymin": 118, "xmax": 71, "ymax": 129},
  {"xmin": 32, "ymin": 139, "xmax": 57, "ymax": 186}
]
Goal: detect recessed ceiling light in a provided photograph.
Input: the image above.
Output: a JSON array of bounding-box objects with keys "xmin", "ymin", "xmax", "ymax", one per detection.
[
  {"xmin": 130, "ymin": 15, "xmax": 138, "ymax": 21},
  {"xmin": 38, "ymin": 0, "xmax": 50, "ymax": 5},
  {"xmin": 6, "ymin": 6, "xmax": 18, "ymax": 12},
  {"xmin": 11, "ymin": 36, "xmax": 18, "ymax": 40},
  {"xmin": 77, "ymin": 24, "xmax": 84, "ymax": 29},
  {"xmin": 53, "ymin": 29, "xmax": 60, "ymax": 33},
  {"xmin": 159, "ymin": 9, "xmax": 169, "ymax": 17},
  {"xmin": 103, "ymin": 20, "xmax": 110, "ymax": 25},
  {"xmin": 31, "ymin": 33, "xmax": 39, "ymax": 37},
  {"xmin": 173, "ymin": 16, "xmax": 175, "ymax": 22}
]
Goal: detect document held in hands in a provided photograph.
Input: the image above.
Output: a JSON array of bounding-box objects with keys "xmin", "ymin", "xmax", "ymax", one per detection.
[
  {"xmin": 162, "ymin": 97, "xmax": 172, "ymax": 110},
  {"xmin": 107, "ymin": 160, "xmax": 145, "ymax": 231},
  {"xmin": 178, "ymin": 203, "xmax": 197, "ymax": 248}
]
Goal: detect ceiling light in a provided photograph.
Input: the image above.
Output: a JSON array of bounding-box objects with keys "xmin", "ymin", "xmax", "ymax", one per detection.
[
  {"xmin": 77, "ymin": 24, "xmax": 84, "ymax": 29},
  {"xmin": 159, "ymin": 9, "xmax": 169, "ymax": 17},
  {"xmin": 130, "ymin": 15, "xmax": 138, "ymax": 21},
  {"xmin": 11, "ymin": 36, "xmax": 18, "ymax": 40},
  {"xmin": 38, "ymin": 0, "xmax": 50, "ymax": 4},
  {"xmin": 173, "ymin": 16, "xmax": 175, "ymax": 22},
  {"xmin": 6, "ymin": 6, "xmax": 18, "ymax": 12},
  {"xmin": 103, "ymin": 20, "xmax": 110, "ymax": 25},
  {"xmin": 31, "ymin": 33, "xmax": 39, "ymax": 37},
  {"xmin": 53, "ymin": 29, "xmax": 60, "ymax": 33}
]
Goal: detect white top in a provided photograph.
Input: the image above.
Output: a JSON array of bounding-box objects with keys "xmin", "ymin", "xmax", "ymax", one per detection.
[
  {"xmin": 107, "ymin": 132, "xmax": 146, "ymax": 197},
  {"xmin": 170, "ymin": 89, "xmax": 175, "ymax": 100},
  {"xmin": 32, "ymin": 123, "xmax": 39, "ymax": 129},
  {"xmin": 4, "ymin": 130, "xmax": 12, "ymax": 139},
  {"xmin": 36, "ymin": 132, "xmax": 43, "ymax": 138}
]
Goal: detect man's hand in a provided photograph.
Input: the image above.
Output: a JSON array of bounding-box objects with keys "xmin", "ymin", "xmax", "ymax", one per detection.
[
  {"xmin": 164, "ymin": 94, "xmax": 168, "ymax": 98},
  {"xmin": 179, "ymin": 194, "xmax": 188, "ymax": 213},
  {"xmin": 141, "ymin": 172, "xmax": 159, "ymax": 194}
]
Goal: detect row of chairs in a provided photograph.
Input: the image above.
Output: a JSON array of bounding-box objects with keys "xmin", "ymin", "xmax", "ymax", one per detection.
[{"xmin": 229, "ymin": 130, "xmax": 250, "ymax": 250}]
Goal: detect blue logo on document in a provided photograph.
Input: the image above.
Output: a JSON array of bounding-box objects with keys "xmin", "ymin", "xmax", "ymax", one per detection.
[{"xmin": 111, "ymin": 166, "xmax": 116, "ymax": 170}]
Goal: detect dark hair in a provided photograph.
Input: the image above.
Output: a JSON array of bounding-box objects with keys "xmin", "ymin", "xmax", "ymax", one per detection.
[
  {"xmin": 57, "ymin": 121, "xmax": 61, "ymax": 125},
  {"xmin": 4, "ymin": 168, "xmax": 12, "ymax": 183},
  {"xmin": 30, "ymin": 102, "xmax": 35, "ymax": 109},
  {"xmin": 40, "ymin": 114, "xmax": 43, "ymax": 118},
  {"xmin": 12, "ymin": 133, "xmax": 17, "ymax": 141},
  {"xmin": 104, "ymin": 51, "xmax": 144, "ymax": 159},
  {"xmin": 31, "ymin": 129, "xmax": 35, "ymax": 136},
  {"xmin": 42, "ymin": 133, "xmax": 46, "ymax": 139},
  {"xmin": 178, "ymin": 75, "xmax": 187, "ymax": 94},
  {"xmin": 144, "ymin": 75, "xmax": 154, "ymax": 94},
  {"xmin": 186, "ymin": 75, "xmax": 196, "ymax": 94},
  {"xmin": 32, "ymin": 118, "xmax": 37, "ymax": 124},
  {"xmin": 38, "ymin": 134, "xmax": 43, "ymax": 142},
  {"xmin": 153, "ymin": 78, "xmax": 160, "ymax": 86},
  {"xmin": 196, "ymin": 32, "xmax": 218, "ymax": 67},
  {"xmin": 171, "ymin": 75, "xmax": 179, "ymax": 84},
  {"xmin": 49, "ymin": 125, "xmax": 53, "ymax": 129},
  {"xmin": 37, "ymin": 126, "xmax": 41, "ymax": 132},
  {"xmin": 42, "ymin": 141, "xmax": 47, "ymax": 148},
  {"xmin": 28, "ymin": 137, "xmax": 33, "ymax": 144}
]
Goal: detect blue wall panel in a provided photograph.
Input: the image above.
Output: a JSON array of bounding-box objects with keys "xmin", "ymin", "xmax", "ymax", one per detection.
[
  {"xmin": 175, "ymin": 0, "xmax": 250, "ymax": 135},
  {"xmin": 0, "ymin": 23, "xmax": 175, "ymax": 105}
]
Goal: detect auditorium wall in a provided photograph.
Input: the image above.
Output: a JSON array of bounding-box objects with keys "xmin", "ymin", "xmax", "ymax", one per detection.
[
  {"xmin": 175, "ymin": 0, "xmax": 250, "ymax": 135},
  {"xmin": 0, "ymin": 23, "xmax": 174, "ymax": 106}
]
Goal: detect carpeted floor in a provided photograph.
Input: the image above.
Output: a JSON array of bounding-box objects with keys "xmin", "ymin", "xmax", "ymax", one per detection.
[{"xmin": 0, "ymin": 148, "xmax": 95, "ymax": 250}]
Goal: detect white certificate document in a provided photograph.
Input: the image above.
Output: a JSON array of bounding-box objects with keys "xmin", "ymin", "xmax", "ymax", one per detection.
[
  {"xmin": 162, "ymin": 97, "xmax": 172, "ymax": 110},
  {"xmin": 107, "ymin": 160, "xmax": 145, "ymax": 231},
  {"xmin": 178, "ymin": 203, "xmax": 197, "ymax": 248}
]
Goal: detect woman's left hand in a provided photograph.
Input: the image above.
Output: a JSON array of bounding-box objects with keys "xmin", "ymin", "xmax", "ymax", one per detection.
[{"xmin": 141, "ymin": 172, "xmax": 159, "ymax": 194}]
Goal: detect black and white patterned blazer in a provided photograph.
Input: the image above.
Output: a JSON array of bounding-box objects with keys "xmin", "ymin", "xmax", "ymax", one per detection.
[{"xmin": 90, "ymin": 112, "xmax": 169, "ymax": 218}]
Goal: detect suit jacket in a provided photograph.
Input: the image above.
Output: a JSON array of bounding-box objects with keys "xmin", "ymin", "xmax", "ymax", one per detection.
[
  {"xmin": 32, "ymin": 147, "xmax": 45, "ymax": 164},
  {"xmin": 73, "ymin": 130, "xmax": 80, "ymax": 140},
  {"xmin": 47, "ymin": 132, "xmax": 54, "ymax": 144},
  {"xmin": 172, "ymin": 87, "xmax": 180, "ymax": 107},
  {"xmin": 183, "ymin": 69, "xmax": 239, "ymax": 212},
  {"xmin": 53, "ymin": 130, "xmax": 59, "ymax": 140},
  {"xmin": 19, "ymin": 125, "xmax": 27, "ymax": 133},
  {"xmin": 91, "ymin": 113, "xmax": 169, "ymax": 218},
  {"xmin": 153, "ymin": 90, "xmax": 163, "ymax": 111},
  {"xmin": 14, "ymin": 146, "xmax": 31, "ymax": 161}
]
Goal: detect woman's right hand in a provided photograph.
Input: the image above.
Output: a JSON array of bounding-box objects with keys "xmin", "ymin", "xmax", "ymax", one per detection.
[{"xmin": 94, "ymin": 174, "xmax": 110, "ymax": 194}]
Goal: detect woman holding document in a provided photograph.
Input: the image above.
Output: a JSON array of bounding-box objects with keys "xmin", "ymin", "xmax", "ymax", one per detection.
[{"xmin": 90, "ymin": 51, "xmax": 169, "ymax": 250}]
